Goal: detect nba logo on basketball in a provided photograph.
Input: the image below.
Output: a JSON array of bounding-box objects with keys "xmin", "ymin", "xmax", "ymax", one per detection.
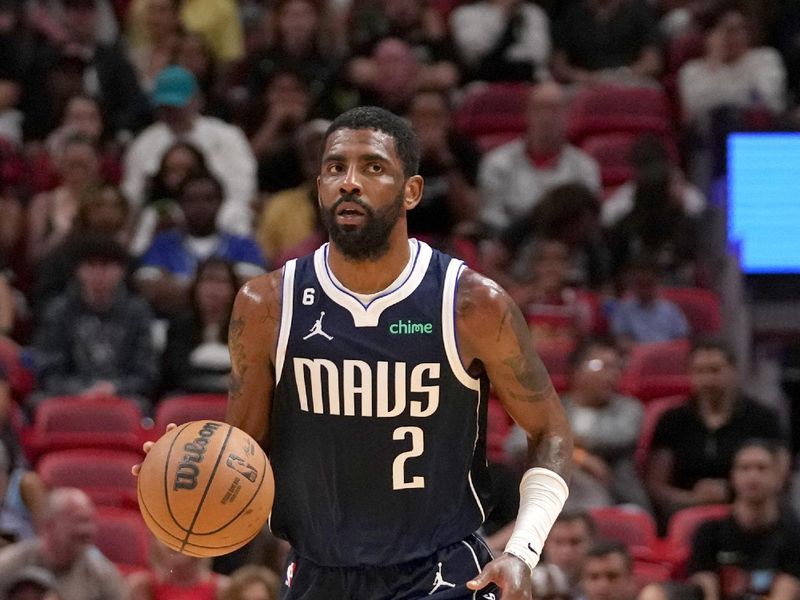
[{"xmin": 285, "ymin": 562, "xmax": 296, "ymax": 587}]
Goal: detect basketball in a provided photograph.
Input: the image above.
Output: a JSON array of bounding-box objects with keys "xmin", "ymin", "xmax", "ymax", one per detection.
[{"xmin": 137, "ymin": 420, "xmax": 274, "ymax": 557}]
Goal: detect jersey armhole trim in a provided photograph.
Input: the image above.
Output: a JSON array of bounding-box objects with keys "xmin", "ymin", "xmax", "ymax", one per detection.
[
  {"xmin": 275, "ymin": 260, "xmax": 296, "ymax": 385},
  {"xmin": 442, "ymin": 260, "xmax": 481, "ymax": 392}
]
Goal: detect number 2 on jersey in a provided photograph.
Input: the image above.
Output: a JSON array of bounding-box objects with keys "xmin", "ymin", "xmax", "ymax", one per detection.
[{"xmin": 392, "ymin": 426, "xmax": 425, "ymax": 489}]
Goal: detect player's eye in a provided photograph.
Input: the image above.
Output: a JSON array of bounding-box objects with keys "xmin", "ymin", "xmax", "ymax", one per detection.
[
  {"xmin": 368, "ymin": 163, "xmax": 383, "ymax": 173},
  {"xmin": 327, "ymin": 163, "xmax": 344, "ymax": 174}
]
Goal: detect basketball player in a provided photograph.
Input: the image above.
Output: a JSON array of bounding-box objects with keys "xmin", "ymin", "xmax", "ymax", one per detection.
[{"xmin": 148, "ymin": 106, "xmax": 573, "ymax": 598}]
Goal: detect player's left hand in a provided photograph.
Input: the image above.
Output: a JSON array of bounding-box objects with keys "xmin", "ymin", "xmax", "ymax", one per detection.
[{"xmin": 467, "ymin": 553, "xmax": 532, "ymax": 599}]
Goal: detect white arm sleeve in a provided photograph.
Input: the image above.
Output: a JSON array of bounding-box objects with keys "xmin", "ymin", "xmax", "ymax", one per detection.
[{"xmin": 504, "ymin": 467, "xmax": 570, "ymax": 572}]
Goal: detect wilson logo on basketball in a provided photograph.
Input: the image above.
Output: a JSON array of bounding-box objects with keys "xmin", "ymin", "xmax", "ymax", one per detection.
[{"xmin": 173, "ymin": 421, "xmax": 222, "ymax": 491}]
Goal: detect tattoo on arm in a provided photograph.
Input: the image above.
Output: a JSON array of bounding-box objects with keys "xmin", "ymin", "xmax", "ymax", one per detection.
[
  {"xmin": 496, "ymin": 305, "xmax": 510, "ymax": 342},
  {"xmin": 228, "ymin": 316, "xmax": 248, "ymax": 403},
  {"xmin": 498, "ymin": 296, "xmax": 573, "ymax": 476},
  {"xmin": 500, "ymin": 302, "xmax": 555, "ymax": 403}
]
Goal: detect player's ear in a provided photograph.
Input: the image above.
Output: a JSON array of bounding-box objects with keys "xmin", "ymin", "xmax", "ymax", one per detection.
[
  {"xmin": 403, "ymin": 175, "xmax": 423, "ymax": 211},
  {"xmin": 316, "ymin": 176, "xmax": 322, "ymax": 207}
]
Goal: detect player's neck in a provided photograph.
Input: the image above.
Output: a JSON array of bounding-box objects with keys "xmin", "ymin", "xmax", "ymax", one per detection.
[{"xmin": 327, "ymin": 229, "xmax": 412, "ymax": 294}]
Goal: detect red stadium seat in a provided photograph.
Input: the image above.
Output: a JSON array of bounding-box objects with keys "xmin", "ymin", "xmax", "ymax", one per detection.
[
  {"xmin": 619, "ymin": 340, "xmax": 692, "ymax": 402},
  {"xmin": 660, "ymin": 287, "xmax": 722, "ymax": 335},
  {"xmin": 589, "ymin": 505, "xmax": 659, "ymax": 547},
  {"xmin": 38, "ymin": 449, "xmax": 141, "ymax": 509},
  {"xmin": 567, "ymin": 85, "xmax": 673, "ymax": 144},
  {"xmin": 154, "ymin": 394, "xmax": 228, "ymax": 436},
  {"xmin": 28, "ymin": 397, "xmax": 144, "ymax": 462},
  {"xmin": 579, "ymin": 133, "xmax": 639, "ymax": 189},
  {"xmin": 589, "ymin": 506, "xmax": 660, "ymax": 561},
  {"xmin": 94, "ymin": 507, "xmax": 151, "ymax": 574},
  {"xmin": 455, "ymin": 83, "xmax": 530, "ymax": 152},
  {"xmin": 665, "ymin": 504, "xmax": 731, "ymax": 575},
  {"xmin": 635, "ymin": 395, "xmax": 688, "ymax": 474},
  {"xmin": 634, "ymin": 560, "xmax": 672, "ymax": 589}
]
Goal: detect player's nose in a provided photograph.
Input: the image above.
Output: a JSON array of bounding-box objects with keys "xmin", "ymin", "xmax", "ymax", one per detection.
[{"xmin": 339, "ymin": 165, "xmax": 362, "ymax": 196}]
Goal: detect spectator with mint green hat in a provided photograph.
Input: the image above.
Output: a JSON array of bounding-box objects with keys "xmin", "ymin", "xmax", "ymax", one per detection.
[{"xmin": 123, "ymin": 65, "xmax": 257, "ymax": 241}]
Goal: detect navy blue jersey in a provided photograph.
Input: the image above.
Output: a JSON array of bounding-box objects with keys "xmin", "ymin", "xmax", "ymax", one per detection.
[{"xmin": 269, "ymin": 240, "xmax": 492, "ymax": 567}]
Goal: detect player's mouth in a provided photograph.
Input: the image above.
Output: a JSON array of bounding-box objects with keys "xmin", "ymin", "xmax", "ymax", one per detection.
[{"xmin": 335, "ymin": 202, "xmax": 367, "ymax": 225}]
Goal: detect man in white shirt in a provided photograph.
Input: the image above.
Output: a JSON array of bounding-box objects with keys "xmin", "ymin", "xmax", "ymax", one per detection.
[
  {"xmin": 0, "ymin": 488, "xmax": 129, "ymax": 600},
  {"xmin": 477, "ymin": 81, "xmax": 601, "ymax": 233},
  {"xmin": 122, "ymin": 66, "xmax": 257, "ymax": 236}
]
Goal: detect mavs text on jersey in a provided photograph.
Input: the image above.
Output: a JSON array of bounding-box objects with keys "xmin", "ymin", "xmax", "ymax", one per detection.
[{"xmin": 269, "ymin": 239, "xmax": 493, "ymax": 567}]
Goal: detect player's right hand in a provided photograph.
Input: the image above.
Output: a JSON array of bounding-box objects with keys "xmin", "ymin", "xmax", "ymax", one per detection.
[
  {"xmin": 467, "ymin": 553, "xmax": 532, "ymax": 599},
  {"xmin": 131, "ymin": 423, "xmax": 177, "ymax": 476}
]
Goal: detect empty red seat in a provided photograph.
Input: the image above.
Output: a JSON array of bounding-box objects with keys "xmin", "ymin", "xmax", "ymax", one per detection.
[
  {"xmin": 633, "ymin": 560, "xmax": 672, "ymax": 589},
  {"xmin": 154, "ymin": 394, "xmax": 228, "ymax": 436},
  {"xmin": 661, "ymin": 287, "xmax": 722, "ymax": 335},
  {"xmin": 28, "ymin": 397, "xmax": 143, "ymax": 462},
  {"xmin": 455, "ymin": 83, "xmax": 530, "ymax": 152},
  {"xmin": 567, "ymin": 85, "xmax": 673, "ymax": 144},
  {"xmin": 38, "ymin": 449, "xmax": 141, "ymax": 509},
  {"xmin": 620, "ymin": 340, "xmax": 692, "ymax": 402},
  {"xmin": 94, "ymin": 507, "xmax": 151, "ymax": 574},
  {"xmin": 589, "ymin": 506, "xmax": 659, "ymax": 561},
  {"xmin": 580, "ymin": 133, "xmax": 639, "ymax": 190}
]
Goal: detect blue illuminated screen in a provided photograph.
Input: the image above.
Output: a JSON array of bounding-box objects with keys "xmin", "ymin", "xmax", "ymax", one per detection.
[{"xmin": 728, "ymin": 133, "xmax": 800, "ymax": 274}]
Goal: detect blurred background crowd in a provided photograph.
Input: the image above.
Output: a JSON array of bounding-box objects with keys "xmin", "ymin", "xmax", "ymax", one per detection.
[{"xmin": 1, "ymin": 0, "xmax": 800, "ymax": 598}]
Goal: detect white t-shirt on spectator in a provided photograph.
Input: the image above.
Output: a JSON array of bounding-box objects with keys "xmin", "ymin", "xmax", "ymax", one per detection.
[
  {"xmin": 478, "ymin": 139, "xmax": 601, "ymax": 231},
  {"xmin": 122, "ymin": 116, "xmax": 257, "ymax": 237}
]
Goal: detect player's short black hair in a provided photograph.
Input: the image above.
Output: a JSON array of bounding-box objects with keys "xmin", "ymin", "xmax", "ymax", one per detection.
[
  {"xmin": 324, "ymin": 106, "xmax": 420, "ymax": 179},
  {"xmin": 586, "ymin": 540, "xmax": 632, "ymax": 572}
]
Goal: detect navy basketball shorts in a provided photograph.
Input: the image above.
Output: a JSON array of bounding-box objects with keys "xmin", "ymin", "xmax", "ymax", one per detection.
[{"xmin": 279, "ymin": 533, "xmax": 502, "ymax": 600}]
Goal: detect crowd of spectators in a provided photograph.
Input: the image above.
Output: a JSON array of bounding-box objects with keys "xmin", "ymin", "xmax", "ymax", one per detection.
[{"xmin": 0, "ymin": 0, "xmax": 799, "ymax": 598}]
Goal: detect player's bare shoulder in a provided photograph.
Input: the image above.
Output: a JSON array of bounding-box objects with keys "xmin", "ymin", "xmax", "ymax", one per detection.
[
  {"xmin": 455, "ymin": 268, "xmax": 517, "ymax": 362},
  {"xmin": 231, "ymin": 268, "xmax": 284, "ymax": 355}
]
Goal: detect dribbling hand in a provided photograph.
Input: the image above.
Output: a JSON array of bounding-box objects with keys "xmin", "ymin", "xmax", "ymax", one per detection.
[
  {"xmin": 131, "ymin": 423, "xmax": 177, "ymax": 476},
  {"xmin": 467, "ymin": 553, "xmax": 532, "ymax": 600}
]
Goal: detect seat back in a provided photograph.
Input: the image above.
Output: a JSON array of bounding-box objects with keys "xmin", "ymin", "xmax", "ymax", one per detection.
[
  {"xmin": 580, "ymin": 133, "xmax": 639, "ymax": 190},
  {"xmin": 38, "ymin": 449, "xmax": 140, "ymax": 508},
  {"xmin": 589, "ymin": 506, "xmax": 659, "ymax": 549},
  {"xmin": 34, "ymin": 397, "xmax": 142, "ymax": 434},
  {"xmin": 660, "ymin": 287, "xmax": 722, "ymax": 335},
  {"xmin": 154, "ymin": 394, "xmax": 228, "ymax": 435},
  {"xmin": 455, "ymin": 83, "xmax": 530, "ymax": 151},
  {"xmin": 568, "ymin": 84, "xmax": 672, "ymax": 143},
  {"xmin": 620, "ymin": 340, "xmax": 692, "ymax": 401},
  {"xmin": 94, "ymin": 507, "xmax": 151, "ymax": 572}
]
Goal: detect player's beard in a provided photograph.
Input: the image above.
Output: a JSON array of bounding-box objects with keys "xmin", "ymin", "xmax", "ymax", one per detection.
[{"xmin": 320, "ymin": 190, "xmax": 404, "ymax": 261}]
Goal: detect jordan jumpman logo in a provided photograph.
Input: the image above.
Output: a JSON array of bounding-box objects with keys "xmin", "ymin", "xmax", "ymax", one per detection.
[
  {"xmin": 303, "ymin": 311, "xmax": 333, "ymax": 341},
  {"xmin": 429, "ymin": 562, "xmax": 456, "ymax": 595}
]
